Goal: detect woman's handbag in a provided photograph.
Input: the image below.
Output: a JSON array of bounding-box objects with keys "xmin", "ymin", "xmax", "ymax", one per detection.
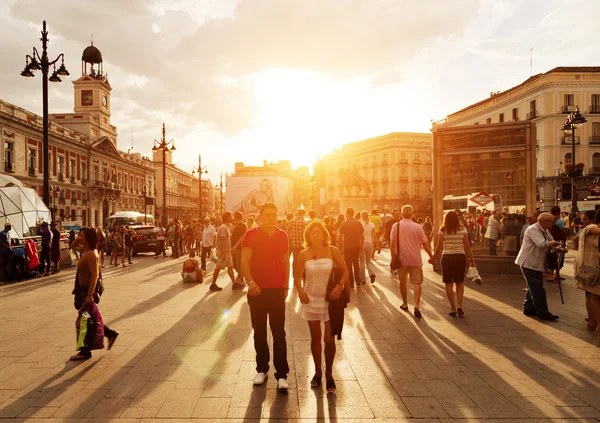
[
  {"xmin": 575, "ymin": 227, "xmax": 600, "ymax": 287},
  {"xmin": 75, "ymin": 303, "xmax": 104, "ymax": 351},
  {"xmin": 390, "ymin": 221, "xmax": 403, "ymax": 271}
]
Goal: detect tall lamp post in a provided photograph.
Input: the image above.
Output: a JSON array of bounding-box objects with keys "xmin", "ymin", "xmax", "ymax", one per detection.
[
  {"xmin": 562, "ymin": 107, "xmax": 587, "ymax": 222},
  {"xmin": 20, "ymin": 21, "xmax": 69, "ymax": 208},
  {"xmin": 140, "ymin": 185, "xmax": 148, "ymax": 225},
  {"xmin": 191, "ymin": 155, "xmax": 208, "ymax": 219},
  {"xmin": 152, "ymin": 123, "xmax": 176, "ymax": 226}
]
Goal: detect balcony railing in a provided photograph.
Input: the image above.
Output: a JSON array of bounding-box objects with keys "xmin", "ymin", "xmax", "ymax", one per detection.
[
  {"xmin": 589, "ymin": 105, "xmax": 600, "ymax": 114},
  {"xmin": 526, "ymin": 110, "xmax": 539, "ymax": 119},
  {"xmin": 561, "ymin": 136, "xmax": 580, "ymax": 145},
  {"xmin": 58, "ymin": 196, "xmax": 66, "ymax": 205},
  {"xmin": 399, "ymin": 174, "xmax": 408, "ymax": 181},
  {"xmin": 71, "ymin": 199, "xmax": 77, "ymax": 205},
  {"xmin": 398, "ymin": 158, "xmax": 408, "ymax": 164},
  {"xmin": 4, "ymin": 162, "xmax": 15, "ymax": 173},
  {"xmin": 589, "ymin": 167, "xmax": 600, "ymax": 175},
  {"xmin": 58, "ymin": 173, "xmax": 65, "ymax": 182},
  {"xmin": 590, "ymin": 136, "xmax": 600, "ymax": 145},
  {"xmin": 413, "ymin": 159, "xmax": 422, "ymax": 164},
  {"xmin": 28, "ymin": 167, "xmax": 36, "ymax": 176},
  {"xmin": 82, "ymin": 199, "xmax": 88, "ymax": 205},
  {"xmin": 81, "ymin": 178, "xmax": 87, "ymax": 185},
  {"xmin": 562, "ymin": 105, "xmax": 577, "ymax": 113},
  {"xmin": 70, "ymin": 175, "xmax": 76, "ymax": 183}
]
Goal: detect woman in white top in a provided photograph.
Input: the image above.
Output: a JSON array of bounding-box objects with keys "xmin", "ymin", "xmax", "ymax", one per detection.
[
  {"xmin": 294, "ymin": 221, "xmax": 349, "ymax": 393},
  {"xmin": 359, "ymin": 210, "xmax": 377, "ymax": 284},
  {"xmin": 430, "ymin": 211, "xmax": 476, "ymax": 316}
]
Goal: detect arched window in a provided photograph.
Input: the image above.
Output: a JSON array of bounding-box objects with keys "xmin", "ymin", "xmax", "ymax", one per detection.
[
  {"xmin": 564, "ymin": 153, "xmax": 572, "ymax": 166},
  {"xmin": 593, "ymin": 153, "xmax": 600, "ymax": 171}
]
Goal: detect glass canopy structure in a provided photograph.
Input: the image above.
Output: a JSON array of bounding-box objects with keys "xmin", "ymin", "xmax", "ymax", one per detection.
[{"xmin": 0, "ymin": 174, "xmax": 51, "ymax": 238}]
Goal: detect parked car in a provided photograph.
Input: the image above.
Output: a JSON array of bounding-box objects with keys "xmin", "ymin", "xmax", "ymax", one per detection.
[{"xmin": 131, "ymin": 226, "xmax": 160, "ymax": 256}]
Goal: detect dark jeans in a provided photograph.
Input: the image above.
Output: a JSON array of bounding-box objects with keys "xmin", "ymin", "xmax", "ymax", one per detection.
[
  {"xmin": 79, "ymin": 325, "xmax": 118, "ymax": 357},
  {"xmin": 521, "ymin": 266, "xmax": 549, "ymax": 315},
  {"xmin": 489, "ymin": 239, "xmax": 497, "ymax": 256},
  {"xmin": 200, "ymin": 246, "xmax": 212, "ymax": 271},
  {"xmin": 126, "ymin": 245, "xmax": 133, "ymax": 263},
  {"xmin": 39, "ymin": 246, "xmax": 51, "ymax": 274},
  {"xmin": 155, "ymin": 240, "xmax": 166, "ymax": 257},
  {"xmin": 248, "ymin": 288, "xmax": 289, "ymax": 380},
  {"xmin": 173, "ymin": 236, "xmax": 180, "ymax": 258},
  {"xmin": 344, "ymin": 247, "xmax": 361, "ymax": 287}
]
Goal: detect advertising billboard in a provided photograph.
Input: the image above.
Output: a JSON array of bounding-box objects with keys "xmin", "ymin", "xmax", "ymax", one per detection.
[{"xmin": 226, "ymin": 176, "xmax": 294, "ymax": 216}]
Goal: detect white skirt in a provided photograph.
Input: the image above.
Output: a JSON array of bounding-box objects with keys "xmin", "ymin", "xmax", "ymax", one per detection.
[{"xmin": 299, "ymin": 295, "xmax": 330, "ymax": 322}]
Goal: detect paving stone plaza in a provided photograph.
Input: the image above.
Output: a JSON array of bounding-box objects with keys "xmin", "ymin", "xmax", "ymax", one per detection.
[{"xmin": 0, "ymin": 251, "xmax": 599, "ymax": 422}]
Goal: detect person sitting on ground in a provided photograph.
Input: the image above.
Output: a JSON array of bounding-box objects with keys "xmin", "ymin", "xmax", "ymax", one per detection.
[{"xmin": 181, "ymin": 250, "xmax": 204, "ymax": 283}]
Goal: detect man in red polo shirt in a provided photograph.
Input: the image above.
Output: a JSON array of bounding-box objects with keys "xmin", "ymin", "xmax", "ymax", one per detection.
[{"xmin": 242, "ymin": 202, "xmax": 290, "ymax": 391}]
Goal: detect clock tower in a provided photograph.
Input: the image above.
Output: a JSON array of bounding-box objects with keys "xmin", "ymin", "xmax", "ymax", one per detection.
[{"xmin": 71, "ymin": 41, "xmax": 116, "ymax": 145}]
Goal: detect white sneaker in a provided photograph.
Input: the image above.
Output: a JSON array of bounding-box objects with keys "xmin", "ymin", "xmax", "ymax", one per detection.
[
  {"xmin": 253, "ymin": 372, "xmax": 267, "ymax": 386},
  {"xmin": 277, "ymin": 378, "xmax": 289, "ymax": 391}
]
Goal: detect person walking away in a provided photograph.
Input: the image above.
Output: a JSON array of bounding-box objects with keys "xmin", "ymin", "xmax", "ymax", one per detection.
[
  {"xmin": 210, "ymin": 211, "xmax": 236, "ymax": 291},
  {"xmin": 194, "ymin": 220, "xmax": 203, "ymax": 254},
  {"xmin": 69, "ymin": 227, "xmax": 119, "ymax": 360},
  {"xmin": 287, "ymin": 209, "xmax": 308, "ymax": 272},
  {"xmin": 200, "ymin": 217, "xmax": 216, "ymax": 272},
  {"xmin": 515, "ymin": 212, "xmax": 563, "ymax": 320},
  {"xmin": 484, "ymin": 212, "xmax": 502, "ymax": 255},
  {"xmin": 181, "ymin": 250, "xmax": 205, "ymax": 283},
  {"xmin": 503, "ymin": 214, "xmax": 519, "ymax": 257},
  {"xmin": 155, "ymin": 226, "xmax": 167, "ymax": 259},
  {"xmin": 69, "ymin": 230, "xmax": 78, "ymax": 260},
  {"xmin": 370, "ymin": 210, "xmax": 382, "ymax": 254},
  {"xmin": 96, "ymin": 228, "xmax": 106, "ymax": 268},
  {"xmin": 118, "ymin": 226, "xmax": 127, "ymax": 267},
  {"xmin": 241, "ymin": 202, "xmax": 290, "ymax": 391},
  {"xmin": 124, "ymin": 226, "xmax": 135, "ymax": 264},
  {"xmin": 50, "ymin": 222, "xmax": 61, "ymax": 273},
  {"xmin": 107, "ymin": 228, "xmax": 119, "ymax": 267},
  {"xmin": 338, "ymin": 207, "xmax": 364, "ymax": 288},
  {"xmin": 429, "ymin": 211, "xmax": 476, "ymax": 316},
  {"xmin": 39, "ymin": 222, "xmax": 52, "ymax": 276},
  {"xmin": 231, "ymin": 211, "xmax": 247, "ymax": 288},
  {"xmin": 359, "ymin": 210, "xmax": 377, "ymax": 284},
  {"xmin": 574, "ymin": 212, "xmax": 600, "ymax": 336},
  {"xmin": 323, "ymin": 217, "xmax": 336, "ymax": 247},
  {"xmin": 423, "ymin": 216, "xmax": 434, "ymax": 248},
  {"xmin": 294, "ymin": 220, "xmax": 349, "ymax": 393},
  {"xmin": 0, "ymin": 222, "xmax": 13, "ymax": 278},
  {"xmin": 390, "ymin": 205, "xmax": 433, "ymax": 317}
]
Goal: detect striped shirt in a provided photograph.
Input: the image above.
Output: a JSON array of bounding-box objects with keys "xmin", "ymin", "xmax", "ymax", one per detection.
[{"xmin": 440, "ymin": 228, "xmax": 467, "ymax": 256}]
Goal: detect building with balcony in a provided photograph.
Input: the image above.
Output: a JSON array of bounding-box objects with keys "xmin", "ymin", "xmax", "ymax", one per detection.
[
  {"xmin": 0, "ymin": 42, "xmax": 154, "ymax": 228},
  {"xmin": 312, "ymin": 132, "xmax": 433, "ymax": 217},
  {"xmin": 432, "ymin": 67, "xmax": 600, "ymax": 210}
]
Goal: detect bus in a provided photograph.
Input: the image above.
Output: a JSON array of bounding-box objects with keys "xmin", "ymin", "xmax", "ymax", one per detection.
[
  {"xmin": 106, "ymin": 211, "xmax": 154, "ymax": 230},
  {"xmin": 443, "ymin": 193, "xmax": 504, "ymax": 214}
]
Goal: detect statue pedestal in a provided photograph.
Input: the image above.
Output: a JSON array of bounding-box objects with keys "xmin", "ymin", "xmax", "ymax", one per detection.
[{"xmin": 338, "ymin": 196, "xmax": 371, "ymax": 214}]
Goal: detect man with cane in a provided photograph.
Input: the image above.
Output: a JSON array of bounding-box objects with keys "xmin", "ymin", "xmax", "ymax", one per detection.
[{"xmin": 515, "ymin": 213, "xmax": 566, "ymax": 320}]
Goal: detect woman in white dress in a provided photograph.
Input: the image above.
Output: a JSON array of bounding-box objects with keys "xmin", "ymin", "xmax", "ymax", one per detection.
[{"xmin": 294, "ymin": 220, "xmax": 349, "ymax": 393}]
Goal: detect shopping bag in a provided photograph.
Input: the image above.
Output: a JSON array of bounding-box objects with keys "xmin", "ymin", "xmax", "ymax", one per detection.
[
  {"xmin": 466, "ymin": 266, "xmax": 483, "ymax": 285},
  {"xmin": 75, "ymin": 303, "xmax": 105, "ymax": 351}
]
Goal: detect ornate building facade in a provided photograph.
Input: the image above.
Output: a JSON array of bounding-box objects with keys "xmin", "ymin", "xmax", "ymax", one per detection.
[
  {"xmin": 312, "ymin": 132, "xmax": 433, "ymax": 216},
  {"xmin": 0, "ymin": 42, "xmax": 155, "ymax": 228}
]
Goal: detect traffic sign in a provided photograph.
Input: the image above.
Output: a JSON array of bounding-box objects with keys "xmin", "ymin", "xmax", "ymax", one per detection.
[
  {"xmin": 470, "ymin": 192, "xmax": 495, "ymax": 207},
  {"xmin": 587, "ymin": 184, "xmax": 600, "ymax": 195}
]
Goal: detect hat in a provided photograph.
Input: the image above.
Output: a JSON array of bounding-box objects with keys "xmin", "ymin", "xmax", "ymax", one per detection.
[
  {"xmin": 41, "ymin": 222, "xmax": 49, "ymax": 227},
  {"xmin": 4, "ymin": 221, "xmax": 11, "ymax": 227},
  {"xmin": 50, "ymin": 221, "xmax": 56, "ymax": 227}
]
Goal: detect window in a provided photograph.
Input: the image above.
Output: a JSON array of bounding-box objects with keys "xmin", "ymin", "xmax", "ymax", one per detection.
[
  {"xmin": 564, "ymin": 153, "xmax": 572, "ymax": 166},
  {"xmin": 81, "ymin": 163, "xmax": 87, "ymax": 180},
  {"xmin": 28, "ymin": 148, "xmax": 36, "ymax": 174},
  {"xmin": 425, "ymin": 153, "xmax": 432, "ymax": 163},
  {"xmin": 499, "ymin": 113, "xmax": 504, "ymax": 123},
  {"xmin": 414, "ymin": 185, "xmax": 421, "ymax": 198},
  {"xmin": 564, "ymin": 94, "xmax": 574, "ymax": 107},
  {"xmin": 486, "ymin": 118, "xmax": 492, "ymax": 124},
  {"xmin": 58, "ymin": 156, "xmax": 65, "ymax": 177},
  {"xmin": 512, "ymin": 108, "xmax": 518, "ymax": 121},
  {"xmin": 414, "ymin": 152, "xmax": 420, "ymax": 162},
  {"xmin": 70, "ymin": 159, "xmax": 76, "ymax": 178},
  {"xmin": 94, "ymin": 166, "xmax": 99, "ymax": 182},
  {"xmin": 71, "ymin": 210, "xmax": 76, "ymax": 221},
  {"xmin": 382, "ymin": 153, "xmax": 388, "ymax": 164},
  {"xmin": 130, "ymin": 175, "xmax": 134, "ymax": 190},
  {"xmin": 593, "ymin": 122, "xmax": 600, "ymax": 137},
  {"xmin": 399, "ymin": 167, "xmax": 407, "ymax": 177},
  {"xmin": 474, "ymin": 122, "xmax": 479, "ymax": 125},
  {"xmin": 593, "ymin": 153, "xmax": 600, "ymax": 171},
  {"xmin": 399, "ymin": 152, "xmax": 407, "ymax": 162},
  {"xmin": 530, "ymin": 100, "xmax": 536, "ymax": 112},
  {"xmin": 5, "ymin": 141, "xmax": 14, "ymax": 171},
  {"xmin": 413, "ymin": 167, "xmax": 421, "ymax": 178},
  {"xmin": 592, "ymin": 94, "xmax": 600, "ymax": 113}
]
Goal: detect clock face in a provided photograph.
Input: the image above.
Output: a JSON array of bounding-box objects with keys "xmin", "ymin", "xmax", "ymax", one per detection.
[
  {"xmin": 102, "ymin": 95, "xmax": 107, "ymax": 107},
  {"xmin": 81, "ymin": 90, "xmax": 93, "ymax": 106}
]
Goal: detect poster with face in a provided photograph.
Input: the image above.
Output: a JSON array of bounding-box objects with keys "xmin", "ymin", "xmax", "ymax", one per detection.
[{"xmin": 226, "ymin": 176, "xmax": 294, "ymax": 216}]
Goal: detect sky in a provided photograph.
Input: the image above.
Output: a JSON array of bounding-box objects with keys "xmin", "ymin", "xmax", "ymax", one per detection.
[{"xmin": 1, "ymin": 0, "xmax": 600, "ymax": 183}]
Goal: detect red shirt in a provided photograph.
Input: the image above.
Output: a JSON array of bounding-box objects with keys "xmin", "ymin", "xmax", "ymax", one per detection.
[{"xmin": 242, "ymin": 226, "xmax": 289, "ymax": 289}]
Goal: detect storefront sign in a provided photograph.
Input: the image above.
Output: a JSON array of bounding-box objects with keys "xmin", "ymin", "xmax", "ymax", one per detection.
[
  {"xmin": 453, "ymin": 167, "xmax": 483, "ymax": 178},
  {"xmin": 587, "ymin": 184, "xmax": 600, "ymax": 195},
  {"xmin": 470, "ymin": 192, "xmax": 495, "ymax": 207}
]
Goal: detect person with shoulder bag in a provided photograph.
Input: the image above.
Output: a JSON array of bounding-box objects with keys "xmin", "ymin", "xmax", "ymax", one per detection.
[
  {"xmin": 429, "ymin": 211, "xmax": 475, "ymax": 317},
  {"xmin": 574, "ymin": 211, "xmax": 600, "ymax": 336},
  {"xmin": 69, "ymin": 227, "xmax": 119, "ymax": 360}
]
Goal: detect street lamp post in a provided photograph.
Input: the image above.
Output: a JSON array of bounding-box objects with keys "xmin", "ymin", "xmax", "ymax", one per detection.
[
  {"xmin": 140, "ymin": 185, "xmax": 148, "ymax": 225},
  {"xmin": 20, "ymin": 21, "xmax": 69, "ymax": 208},
  {"xmin": 192, "ymin": 154, "xmax": 208, "ymax": 219},
  {"xmin": 152, "ymin": 123, "xmax": 176, "ymax": 227},
  {"xmin": 562, "ymin": 107, "xmax": 587, "ymax": 222}
]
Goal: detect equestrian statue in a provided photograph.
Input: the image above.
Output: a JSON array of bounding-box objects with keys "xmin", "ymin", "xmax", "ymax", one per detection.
[{"xmin": 338, "ymin": 165, "xmax": 372, "ymax": 196}]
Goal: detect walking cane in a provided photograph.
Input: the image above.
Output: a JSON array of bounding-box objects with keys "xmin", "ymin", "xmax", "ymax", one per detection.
[{"xmin": 556, "ymin": 250, "xmax": 565, "ymax": 304}]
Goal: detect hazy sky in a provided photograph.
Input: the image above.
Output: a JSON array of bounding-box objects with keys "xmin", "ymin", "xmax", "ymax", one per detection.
[{"xmin": 2, "ymin": 0, "xmax": 599, "ymax": 182}]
